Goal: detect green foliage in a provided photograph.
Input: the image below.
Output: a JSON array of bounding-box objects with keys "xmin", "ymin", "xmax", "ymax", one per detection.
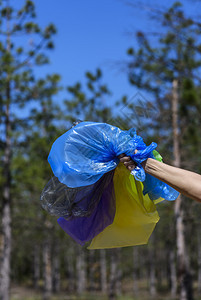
[
  {"xmin": 0, "ymin": 0, "xmax": 62, "ymax": 285},
  {"xmin": 1, "ymin": 1, "xmax": 201, "ymax": 298},
  {"xmin": 122, "ymin": 5, "xmax": 201, "ymax": 297},
  {"xmin": 124, "ymin": 1, "xmax": 201, "ymax": 160},
  {"xmin": 65, "ymin": 69, "xmax": 112, "ymax": 124}
]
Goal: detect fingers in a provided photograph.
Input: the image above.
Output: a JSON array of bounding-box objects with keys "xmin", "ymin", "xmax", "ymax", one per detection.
[
  {"xmin": 128, "ymin": 165, "xmax": 135, "ymax": 171},
  {"xmin": 119, "ymin": 156, "xmax": 131, "ymax": 163},
  {"xmin": 118, "ymin": 154, "xmax": 136, "ymax": 172},
  {"xmin": 124, "ymin": 161, "xmax": 136, "ymax": 170},
  {"xmin": 118, "ymin": 153, "xmax": 126, "ymax": 159},
  {"xmin": 123, "ymin": 160, "xmax": 134, "ymax": 166}
]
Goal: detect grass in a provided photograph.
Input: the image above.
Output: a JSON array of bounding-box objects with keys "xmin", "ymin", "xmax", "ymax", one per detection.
[{"xmin": 10, "ymin": 284, "xmax": 201, "ymax": 300}]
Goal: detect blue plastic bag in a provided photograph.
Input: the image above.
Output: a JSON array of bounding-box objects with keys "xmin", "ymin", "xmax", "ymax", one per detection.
[{"xmin": 48, "ymin": 121, "xmax": 157, "ymax": 188}]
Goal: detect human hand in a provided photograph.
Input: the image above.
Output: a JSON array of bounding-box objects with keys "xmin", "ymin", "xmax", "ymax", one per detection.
[{"xmin": 118, "ymin": 153, "xmax": 137, "ymax": 171}]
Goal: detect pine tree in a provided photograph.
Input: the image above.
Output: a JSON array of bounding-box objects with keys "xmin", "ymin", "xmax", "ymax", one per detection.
[
  {"xmin": 124, "ymin": 2, "xmax": 201, "ymax": 299},
  {"xmin": 0, "ymin": 1, "xmax": 59, "ymax": 299},
  {"xmin": 64, "ymin": 68, "xmax": 112, "ymax": 124}
]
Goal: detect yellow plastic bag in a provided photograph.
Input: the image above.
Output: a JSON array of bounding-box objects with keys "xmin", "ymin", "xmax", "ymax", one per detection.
[{"xmin": 88, "ymin": 163, "xmax": 160, "ymax": 249}]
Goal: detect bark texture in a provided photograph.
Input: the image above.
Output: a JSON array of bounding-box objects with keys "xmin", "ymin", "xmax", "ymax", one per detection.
[
  {"xmin": 66, "ymin": 247, "xmax": 75, "ymax": 293},
  {"xmin": 33, "ymin": 244, "xmax": 40, "ymax": 290},
  {"xmin": 172, "ymin": 79, "xmax": 193, "ymax": 300},
  {"xmin": 89, "ymin": 250, "xmax": 96, "ymax": 291},
  {"xmin": 100, "ymin": 249, "xmax": 107, "ymax": 294},
  {"xmin": 0, "ymin": 68, "xmax": 12, "ymax": 300},
  {"xmin": 116, "ymin": 248, "xmax": 122, "ymax": 296},
  {"xmin": 52, "ymin": 243, "xmax": 60, "ymax": 293},
  {"xmin": 170, "ymin": 249, "xmax": 177, "ymax": 297},
  {"xmin": 76, "ymin": 246, "xmax": 86, "ymax": 295},
  {"xmin": 109, "ymin": 249, "xmax": 117, "ymax": 300},
  {"xmin": 198, "ymin": 229, "xmax": 201, "ymax": 295},
  {"xmin": 43, "ymin": 240, "xmax": 52, "ymax": 300},
  {"xmin": 133, "ymin": 247, "xmax": 139, "ymax": 296}
]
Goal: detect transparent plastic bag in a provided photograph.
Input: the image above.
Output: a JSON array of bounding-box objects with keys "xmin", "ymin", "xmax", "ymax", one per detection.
[
  {"xmin": 41, "ymin": 170, "xmax": 115, "ymax": 218},
  {"xmin": 41, "ymin": 121, "xmax": 179, "ymax": 247}
]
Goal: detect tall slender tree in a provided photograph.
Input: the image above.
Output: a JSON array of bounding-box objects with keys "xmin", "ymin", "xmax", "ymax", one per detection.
[
  {"xmin": 124, "ymin": 2, "xmax": 201, "ymax": 299},
  {"xmin": 0, "ymin": 1, "xmax": 58, "ymax": 299}
]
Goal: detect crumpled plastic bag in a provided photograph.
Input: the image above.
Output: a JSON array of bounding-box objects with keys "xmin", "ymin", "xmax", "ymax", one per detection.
[
  {"xmin": 48, "ymin": 121, "xmax": 157, "ymax": 185},
  {"xmin": 41, "ymin": 121, "xmax": 179, "ymax": 248}
]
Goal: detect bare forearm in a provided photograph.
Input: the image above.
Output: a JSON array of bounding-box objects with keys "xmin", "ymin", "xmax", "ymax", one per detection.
[{"xmin": 143, "ymin": 158, "xmax": 201, "ymax": 203}]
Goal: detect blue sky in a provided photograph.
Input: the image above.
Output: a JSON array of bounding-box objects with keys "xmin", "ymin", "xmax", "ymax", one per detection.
[
  {"xmin": 16, "ymin": 0, "xmax": 201, "ymax": 108},
  {"xmin": 29, "ymin": 0, "xmax": 153, "ymax": 104}
]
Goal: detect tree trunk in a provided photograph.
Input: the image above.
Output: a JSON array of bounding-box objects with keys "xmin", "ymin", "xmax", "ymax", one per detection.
[
  {"xmin": 133, "ymin": 247, "xmax": 139, "ymax": 296},
  {"xmin": 166, "ymin": 223, "xmax": 177, "ymax": 297},
  {"xmin": 65, "ymin": 244, "xmax": 75, "ymax": 293},
  {"xmin": 149, "ymin": 253, "xmax": 156, "ymax": 297},
  {"xmin": 156, "ymin": 249, "xmax": 162, "ymax": 290},
  {"xmin": 33, "ymin": 244, "xmax": 40, "ymax": 290},
  {"xmin": 0, "ymin": 203, "xmax": 11, "ymax": 300},
  {"xmin": 89, "ymin": 250, "xmax": 96, "ymax": 292},
  {"xmin": 172, "ymin": 79, "xmax": 193, "ymax": 300},
  {"xmin": 52, "ymin": 243, "xmax": 60, "ymax": 293},
  {"xmin": 116, "ymin": 248, "xmax": 122, "ymax": 296},
  {"xmin": 43, "ymin": 240, "xmax": 52, "ymax": 300},
  {"xmin": 198, "ymin": 229, "xmax": 201, "ymax": 295},
  {"xmin": 148, "ymin": 235, "xmax": 156, "ymax": 297},
  {"xmin": 109, "ymin": 249, "xmax": 117, "ymax": 300},
  {"xmin": 170, "ymin": 249, "xmax": 177, "ymax": 297},
  {"xmin": 76, "ymin": 246, "xmax": 86, "ymax": 295},
  {"xmin": 0, "ymin": 77, "xmax": 12, "ymax": 300},
  {"xmin": 100, "ymin": 249, "xmax": 107, "ymax": 294}
]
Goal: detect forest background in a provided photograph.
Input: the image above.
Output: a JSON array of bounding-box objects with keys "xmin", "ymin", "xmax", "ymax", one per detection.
[{"xmin": 1, "ymin": 0, "xmax": 201, "ymax": 300}]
